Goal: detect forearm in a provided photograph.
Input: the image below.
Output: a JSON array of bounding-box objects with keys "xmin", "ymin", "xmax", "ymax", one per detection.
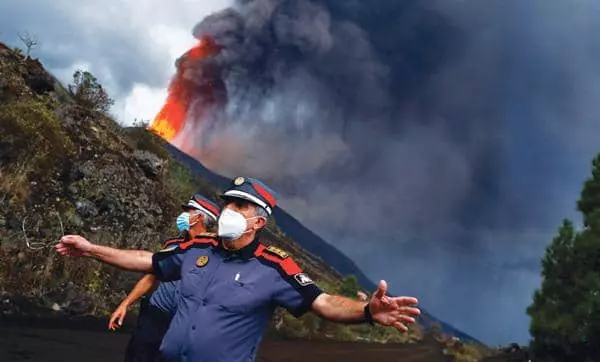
[
  {"xmin": 121, "ymin": 274, "xmax": 158, "ymax": 306},
  {"xmin": 87, "ymin": 244, "xmax": 153, "ymax": 273},
  {"xmin": 311, "ymin": 294, "xmax": 368, "ymax": 324}
]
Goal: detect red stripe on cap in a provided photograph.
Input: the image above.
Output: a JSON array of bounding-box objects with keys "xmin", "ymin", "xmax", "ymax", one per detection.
[
  {"xmin": 180, "ymin": 237, "xmax": 218, "ymax": 250},
  {"xmin": 252, "ymin": 183, "xmax": 276, "ymax": 208},
  {"xmin": 255, "ymin": 245, "xmax": 302, "ymax": 276},
  {"xmin": 196, "ymin": 198, "xmax": 220, "ymax": 217}
]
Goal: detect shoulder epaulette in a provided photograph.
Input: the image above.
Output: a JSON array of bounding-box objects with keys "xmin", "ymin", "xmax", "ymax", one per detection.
[
  {"xmin": 161, "ymin": 236, "xmax": 186, "ymax": 249},
  {"xmin": 179, "ymin": 236, "xmax": 219, "ymax": 250},
  {"xmin": 264, "ymin": 245, "xmax": 289, "ymax": 259},
  {"xmin": 192, "ymin": 232, "xmax": 218, "ymax": 239},
  {"xmin": 255, "ymin": 244, "xmax": 301, "ymax": 276}
]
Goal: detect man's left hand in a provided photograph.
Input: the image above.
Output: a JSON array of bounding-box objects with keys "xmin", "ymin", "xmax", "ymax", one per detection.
[{"xmin": 368, "ymin": 280, "xmax": 420, "ymax": 331}]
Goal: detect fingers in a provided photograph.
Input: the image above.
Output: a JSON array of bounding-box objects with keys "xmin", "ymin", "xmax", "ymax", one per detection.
[
  {"xmin": 393, "ymin": 321, "xmax": 408, "ymax": 332},
  {"xmin": 391, "ymin": 296, "xmax": 419, "ymax": 306},
  {"xmin": 398, "ymin": 314, "xmax": 416, "ymax": 325},
  {"xmin": 55, "ymin": 235, "xmax": 91, "ymax": 257},
  {"xmin": 373, "ymin": 280, "xmax": 387, "ymax": 300},
  {"xmin": 398, "ymin": 306, "xmax": 421, "ymax": 317},
  {"xmin": 109, "ymin": 311, "xmax": 124, "ymax": 331},
  {"xmin": 119, "ymin": 310, "xmax": 126, "ymax": 327},
  {"xmin": 55, "ymin": 244, "xmax": 82, "ymax": 257},
  {"xmin": 387, "ymin": 311, "xmax": 417, "ymax": 325},
  {"xmin": 55, "ymin": 244, "xmax": 71, "ymax": 256},
  {"xmin": 386, "ymin": 315, "xmax": 414, "ymax": 332},
  {"xmin": 108, "ymin": 314, "xmax": 117, "ymax": 330},
  {"xmin": 60, "ymin": 235, "xmax": 80, "ymax": 244},
  {"xmin": 55, "ymin": 244, "xmax": 67, "ymax": 255}
]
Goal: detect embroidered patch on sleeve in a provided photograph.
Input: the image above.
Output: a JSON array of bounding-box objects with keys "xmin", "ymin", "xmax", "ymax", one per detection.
[{"xmin": 293, "ymin": 273, "xmax": 314, "ymax": 286}]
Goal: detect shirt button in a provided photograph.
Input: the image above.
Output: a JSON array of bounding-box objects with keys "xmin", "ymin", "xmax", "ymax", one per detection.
[
  {"xmin": 201, "ymin": 299, "xmax": 207, "ymax": 306},
  {"xmin": 192, "ymin": 325, "xmax": 196, "ymax": 330}
]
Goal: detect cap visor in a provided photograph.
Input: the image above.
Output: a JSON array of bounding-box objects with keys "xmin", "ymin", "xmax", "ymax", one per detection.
[
  {"xmin": 220, "ymin": 191, "xmax": 272, "ymax": 216},
  {"xmin": 220, "ymin": 194, "xmax": 262, "ymax": 207}
]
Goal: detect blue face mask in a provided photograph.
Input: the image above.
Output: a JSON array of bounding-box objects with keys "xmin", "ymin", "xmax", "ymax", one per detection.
[{"xmin": 176, "ymin": 212, "xmax": 191, "ymax": 232}]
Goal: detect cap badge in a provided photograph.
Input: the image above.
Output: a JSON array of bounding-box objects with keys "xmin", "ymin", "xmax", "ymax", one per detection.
[{"xmin": 233, "ymin": 177, "xmax": 245, "ymax": 186}]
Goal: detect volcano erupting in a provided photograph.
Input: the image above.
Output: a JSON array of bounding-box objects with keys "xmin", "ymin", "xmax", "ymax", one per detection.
[{"xmin": 148, "ymin": 35, "xmax": 225, "ymax": 150}]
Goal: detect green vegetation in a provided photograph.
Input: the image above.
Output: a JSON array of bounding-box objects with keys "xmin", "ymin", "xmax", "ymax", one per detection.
[
  {"xmin": 124, "ymin": 120, "xmax": 170, "ymax": 160},
  {"xmin": 527, "ymin": 154, "xmax": 600, "ymax": 361},
  {"xmin": 441, "ymin": 337, "xmax": 489, "ymax": 362},
  {"xmin": 338, "ymin": 274, "xmax": 362, "ymax": 298},
  {"xmin": 0, "ymin": 50, "xmax": 74, "ymax": 203},
  {"xmin": 68, "ymin": 70, "xmax": 114, "ymax": 113}
]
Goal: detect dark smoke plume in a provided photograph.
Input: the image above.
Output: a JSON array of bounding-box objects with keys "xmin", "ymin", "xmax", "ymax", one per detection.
[{"xmin": 181, "ymin": 0, "xmax": 600, "ymax": 344}]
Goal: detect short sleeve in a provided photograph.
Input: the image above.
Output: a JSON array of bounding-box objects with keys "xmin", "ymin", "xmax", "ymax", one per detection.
[
  {"xmin": 273, "ymin": 271, "xmax": 323, "ymax": 317},
  {"xmin": 152, "ymin": 244, "xmax": 186, "ymax": 282}
]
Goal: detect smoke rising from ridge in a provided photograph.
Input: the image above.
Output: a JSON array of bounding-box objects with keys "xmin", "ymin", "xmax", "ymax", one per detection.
[{"xmin": 175, "ymin": 0, "xmax": 600, "ymax": 344}]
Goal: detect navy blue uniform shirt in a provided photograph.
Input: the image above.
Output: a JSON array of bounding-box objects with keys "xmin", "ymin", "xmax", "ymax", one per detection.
[
  {"xmin": 152, "ymin": 237, "xmax": 323, "ymax": 362},
  {"xmin": 148, "ymin": 280, "xmax": 179, "ymax": 315},
  {"xmin": 148, "ymin": 236, "xmax": 187, "ymax": 315}
]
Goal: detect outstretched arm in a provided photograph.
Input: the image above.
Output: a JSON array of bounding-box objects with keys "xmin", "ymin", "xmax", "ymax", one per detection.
[
  {"xmin": 311, "ymin": 294, "xmax": 370, "ymax": 324},
  {"xmin": 311, "ymin": 280, "xmax": 420, "ymax": 331},
  {"xmin": 109, "ymin": 274, "xmax": 158, "ymax": 330},
  {"xmin": 56, "ymin": 235, "xmax": 153, "ymax": 273}
]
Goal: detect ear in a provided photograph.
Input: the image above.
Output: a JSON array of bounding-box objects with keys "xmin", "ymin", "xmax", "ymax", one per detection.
[
  {"xmin": 253, "ymin": 216, "xmax": 267, "ymax": 231},
  {"xmin": 190, "ymin": 212, "xmax": 203, "ymax": 225}
]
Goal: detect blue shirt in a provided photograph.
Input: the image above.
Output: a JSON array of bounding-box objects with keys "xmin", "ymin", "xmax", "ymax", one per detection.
[
  {"xmin": 148, "ymin": 236, "xmax": 188, "ymax": 315},
  {"xmin": 152, "ymin": 237, "xmax": 323, "ymax": 362},
  {"xmin": 148, "ymin": 280, "xmax": 179, "ymax": 315}
]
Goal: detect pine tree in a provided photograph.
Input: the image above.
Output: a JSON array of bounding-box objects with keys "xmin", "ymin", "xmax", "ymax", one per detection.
[{"xmin": 527, "ymin": 153, "xmax": 600, "ymax": 361}]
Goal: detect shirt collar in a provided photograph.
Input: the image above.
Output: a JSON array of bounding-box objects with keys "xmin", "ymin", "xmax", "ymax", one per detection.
[{"xmin": 215, "ymin": 237, "xmax": 260, "ymax": 260}]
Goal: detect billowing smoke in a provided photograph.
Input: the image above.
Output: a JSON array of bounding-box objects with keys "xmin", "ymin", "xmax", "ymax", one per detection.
[{"xmin": 168, "ymin": 0, "xmax": 600, "ymax": 344}]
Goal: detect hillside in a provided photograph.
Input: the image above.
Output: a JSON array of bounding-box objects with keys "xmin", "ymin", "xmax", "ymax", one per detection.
[{"xmin": 0, "ymin": 41, "xmax": 500, "ymax": 361}]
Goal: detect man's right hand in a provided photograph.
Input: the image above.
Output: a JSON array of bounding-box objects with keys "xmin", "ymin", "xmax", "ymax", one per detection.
[
  {"xmin": 56, "ymin": 235, "xmax": 94, "ymax": 257},
  {"xmin": 108, "ymin": 303, "xmax": 129, "ymax": 331}
]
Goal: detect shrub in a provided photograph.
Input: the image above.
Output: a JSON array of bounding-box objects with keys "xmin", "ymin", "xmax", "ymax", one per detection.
[{"xmin": 68, "ymin": 70, "xmax": 114, "ymax": 113}]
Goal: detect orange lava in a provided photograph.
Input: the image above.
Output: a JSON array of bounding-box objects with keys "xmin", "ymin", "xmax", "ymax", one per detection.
[{"xmin": 148, "ymin": 36, "xmax": 221, "ymax": 141}]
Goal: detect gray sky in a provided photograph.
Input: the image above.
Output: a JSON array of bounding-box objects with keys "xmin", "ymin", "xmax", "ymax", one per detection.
[{"xmin": 0, "ymin": 0, "xmax": 232, "ymax": 124}]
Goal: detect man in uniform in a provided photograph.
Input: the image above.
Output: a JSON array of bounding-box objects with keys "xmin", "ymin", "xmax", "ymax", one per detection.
[
  {"xmin": 108, "ymin": 194, "xmax": 220, "ymax": 362},
  {"xmin": 56, "ymin": 177, "xmax": 421, "ymax": 362}
]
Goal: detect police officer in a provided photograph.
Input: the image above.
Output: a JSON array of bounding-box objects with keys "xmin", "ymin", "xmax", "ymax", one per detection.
[
  {"xmin": 108, "ymin": 194, "xmax": 220, "ymax": 362},
  {"xmin": 56, "ymin": 177, "xmax": 421, "ymax": 362}
]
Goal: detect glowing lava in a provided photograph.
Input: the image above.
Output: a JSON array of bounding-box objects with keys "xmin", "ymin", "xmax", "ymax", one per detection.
[{"xmin": 148, "ymin": 36, "xmax": 222, "ymax": 142}]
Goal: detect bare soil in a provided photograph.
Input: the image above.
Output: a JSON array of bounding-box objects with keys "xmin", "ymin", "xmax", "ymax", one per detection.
[{"xmin": 0, "ymin": 321, "xmax": 449, "ymax": 362}]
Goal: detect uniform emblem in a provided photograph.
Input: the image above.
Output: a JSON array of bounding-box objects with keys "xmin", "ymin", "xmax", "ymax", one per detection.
[
  {"xmin": 196, "ymin": 255, "xmax": 209, "ymax": 267},
  {"xmin": 266, "ymin": 245, "xmax": 289, "ymax": 259},
  {"xmin": 294, "ymin": 273, "xmax": 314, "ymax": 286},
  {"xmin": 233, "ymin": 176, "xmax": 245, "ymax": 186}
]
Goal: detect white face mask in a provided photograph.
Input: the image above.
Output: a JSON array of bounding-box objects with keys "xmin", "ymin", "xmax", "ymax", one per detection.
[{"xmin": 217, "ymin": 208, "xmax": 259, "ymax": 240}]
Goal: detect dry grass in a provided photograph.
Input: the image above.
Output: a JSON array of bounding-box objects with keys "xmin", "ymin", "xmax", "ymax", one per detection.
[{"xmin": 0, "ymin": 163, "xmax": 32, "ymax": 204}]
